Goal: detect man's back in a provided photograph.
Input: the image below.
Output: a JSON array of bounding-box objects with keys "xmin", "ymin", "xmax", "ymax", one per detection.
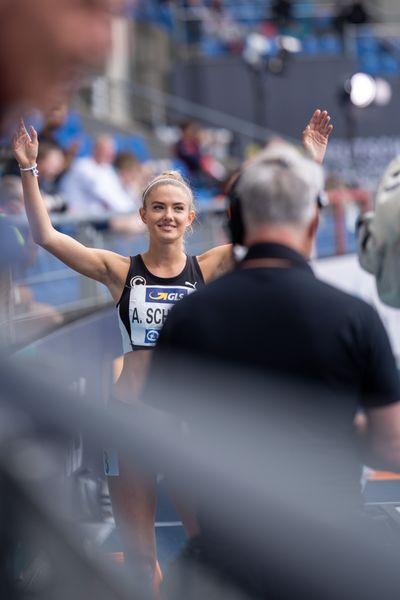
[
  {"xmin": 150, "ymin": 243, "xmax": 399, "ymax": 503},
  {"xmin": 158, "ymin": 243, "xmax": 397, "ymax": 400}
]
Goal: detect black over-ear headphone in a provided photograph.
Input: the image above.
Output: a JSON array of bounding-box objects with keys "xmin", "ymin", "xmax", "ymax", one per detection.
[
  {"xmin": 226, "ymin": 159, "xmax": 327, "ymax": 247},
  {"xmin": 227, "ymin": 173, "xmax": 245, "ymax": 246}
]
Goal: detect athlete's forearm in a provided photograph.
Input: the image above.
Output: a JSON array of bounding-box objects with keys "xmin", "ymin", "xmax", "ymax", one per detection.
[{"xmin": 20, "ymin": 170, "xmax": 57, "ymax": 246}]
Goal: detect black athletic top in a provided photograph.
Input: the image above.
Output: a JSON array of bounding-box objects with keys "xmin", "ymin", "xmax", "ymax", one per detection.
[{"xmin": 117, "ymin": 254, "xmax": 204, "ymax": 352}]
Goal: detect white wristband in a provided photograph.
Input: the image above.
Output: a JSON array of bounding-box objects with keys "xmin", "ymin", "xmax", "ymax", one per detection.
[{"xmin": 19, "ymin": 164, "xmax": 39, "ymax": 177}]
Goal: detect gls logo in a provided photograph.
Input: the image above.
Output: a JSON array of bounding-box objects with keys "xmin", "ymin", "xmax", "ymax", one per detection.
[{"xmin": 146, "ymin": 287, "xmax": 188, "ymax": 304}]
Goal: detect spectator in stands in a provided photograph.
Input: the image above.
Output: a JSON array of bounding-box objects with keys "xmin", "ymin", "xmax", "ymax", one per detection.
[
  {"xmin": 109, "ymin": 152, "xmax": 148, "ymax": 234},
  {"xmin": 36, "ymin": 141, "xmax": 68, "ymax": 212},
  {"xmin": 0, "ymin": 176, "xmax": 25, "ymax": 216},
  {"xmin": 1, "ymin": 140, "xmax": 68, "ymax": 212},
  {"xmin": 271, "ymin": 0, "xmax": 294, "ymax": 30},
  {"xmin": 175, "ymin": 120, "xmax": 226, "ymax": 190},
  {"xmin": 60, "ymin": 135, "xmax": 136, "ymax": 215},
  {"xmin": 0, "ymin": 193, "xmax": 27, "ymax": 346},
  {"xmin": 0, "ymin": 176, "xmax": 63, "ymax": 344},
  {"xmin": 39, "ymin": 102, "xmax": 82, "ymax": 169},
  {"xmin": 114, "ymin": 151, "xmax": 147, "ymax": 206},
  {"xmin": 345, "ymin": 1, "xmax": 371, "ymax": 25},
  {"xmin": 182, "ymin": 0, "xmax": 205, "ymax": 48},
  {"xmin": 334, "ymin": 1, "xmax": 371, "ymax": 39},
  {"xmin": 202, "ymin": 0, "xmax": 243, "ymax": 52}
]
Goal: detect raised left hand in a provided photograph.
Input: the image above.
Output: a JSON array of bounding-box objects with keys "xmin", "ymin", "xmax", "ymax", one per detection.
[{"xmin": 302, "ymin": 109, "xmax": 333, "ymax": 165}]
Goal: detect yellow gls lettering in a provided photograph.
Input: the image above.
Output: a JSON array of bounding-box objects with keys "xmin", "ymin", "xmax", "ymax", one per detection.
[{"xmin": 149, "ymin": 291, "xmax": 168, "ymax": 301}]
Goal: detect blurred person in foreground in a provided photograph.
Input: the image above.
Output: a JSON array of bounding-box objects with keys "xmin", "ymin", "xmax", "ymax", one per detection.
[
  {"xmin": 144, "ymin": 140, "xmax": 400, "ymax": 598},
  {"xmin": 357, "ymin": 156, "xmax": 400, "ymax": 308},
  {"xmin": 0, "ymin": 0, "xmax": 115, "ymax": 133}
]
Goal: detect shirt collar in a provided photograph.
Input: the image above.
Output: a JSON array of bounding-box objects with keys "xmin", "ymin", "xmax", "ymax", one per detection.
[{"xmin": 241, "ymin": 242, "xmax": 313, "ymax": 273}]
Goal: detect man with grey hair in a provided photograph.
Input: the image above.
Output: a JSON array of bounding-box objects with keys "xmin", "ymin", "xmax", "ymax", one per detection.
[
  {"xmin": 144, "ymin": 141, "xmax": 400, "ymax": 598},
  {"xmin": 236, "ymin": 143, "xmax": 324, "ymax": 252}
]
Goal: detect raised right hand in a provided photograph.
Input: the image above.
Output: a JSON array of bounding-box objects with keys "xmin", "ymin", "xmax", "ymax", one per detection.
[
  {"xmin": 12, "ymin": 118, "xmax": 39, "ymax": 168},
  {"xmin": 302, "ymin": 109, "xmax": 333, "ymax": 165}
]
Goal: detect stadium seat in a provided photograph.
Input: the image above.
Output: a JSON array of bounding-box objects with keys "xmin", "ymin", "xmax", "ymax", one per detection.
[
  {"xmin": 114, "ymin": 133, "xmax": 151, "ymax": 162},
  {"xmin": 319, "ymin": 33, "xmax": 342, "ymax": 55}
]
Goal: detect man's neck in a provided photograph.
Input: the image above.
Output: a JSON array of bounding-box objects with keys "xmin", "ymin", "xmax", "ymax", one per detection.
[{"xmin": 244, "ymin": 227, "xmax": 309, "ymax": 258}]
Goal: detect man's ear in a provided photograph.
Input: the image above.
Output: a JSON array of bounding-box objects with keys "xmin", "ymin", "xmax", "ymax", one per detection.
[{"xmin": 308, "ymin": 208, "xmax": 319, "ymax": 240}]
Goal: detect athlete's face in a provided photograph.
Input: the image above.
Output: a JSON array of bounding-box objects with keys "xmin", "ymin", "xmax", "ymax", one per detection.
[{"xmin": 140, "ymin": 185, "xmax": 195, "ymax": 242}]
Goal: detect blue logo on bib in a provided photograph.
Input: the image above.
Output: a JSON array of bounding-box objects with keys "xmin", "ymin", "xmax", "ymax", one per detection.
[
  {"xmin": 146, "ymin": 287, "xmax": 188, "ymax": 304},
  {"xmin": 144, "ymin": 329, "xmax": 160, "ymax": 344}
]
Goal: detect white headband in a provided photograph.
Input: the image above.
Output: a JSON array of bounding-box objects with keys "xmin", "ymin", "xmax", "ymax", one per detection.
[{"xmin": 142, "ymin": 177, "xmax": 192, "ymax": 203}]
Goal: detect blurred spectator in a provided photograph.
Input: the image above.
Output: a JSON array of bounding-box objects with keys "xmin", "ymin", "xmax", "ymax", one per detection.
[
  {"xmin": 37, "ymin": 141, "xmax": 68, "ymax": 212},
  {"xmin": 60, "ymin": 135, "xmax": 136, "ymax": 215},
  {"xmin": 202, "ymin": 0, "xmax": 243, "ymax": 52},
  {"xmin": 108, "ymin": 151, "xmax": 148, "ymax": 234},
  {"xmin": 0, "ymin": 176, "xmax": 25, "ymax": 216},
  {"xmin": 175, "ymin": 120, "xmax": 226, "ymax": 189},
  {"xmin": 182, "ymin": 0, "xmax": 204, "ymax": 47},
  {"xmin": 114, "ymin": 151, "xmax": 147, "ymax": 206},
  {"xmin": 39, "ymin": 102, "xmax": 82, "ymax": 167},
  {"xmin": 345, "ymin": 1, "xmax": 371, "ymax": 25},
  {"xmin": 2, "ymin": 140, "xmax": 68, "ymax": 213},
  {"xmin": 334, "ymin": 1, "xmax": 371, "ymax": 39},
  {"xmin": 0, "ymin": 206, "xmax": 25, "ymax": 346},
  {"xmin": 0, "ymin": 176, "xmax": 63, "ymax": 343},
  {"xmin": 271, "ymin": 0, "xmax": 294, "ymax": 30}
]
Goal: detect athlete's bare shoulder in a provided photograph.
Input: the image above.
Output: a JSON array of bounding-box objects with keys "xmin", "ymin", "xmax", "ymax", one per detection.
[
  {"xmin": 197, "ymin": 244, "xmax": 233, "ymax": 282},
  {"xmin": 104, "ymin": 252, "xmax": 132, "ymax": 302}
]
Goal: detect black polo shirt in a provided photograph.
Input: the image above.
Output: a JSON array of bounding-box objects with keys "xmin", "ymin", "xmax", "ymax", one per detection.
[
  {"xmin": 145, "ymin": 242, "xmax": 400, "ymax": 597},
  {"xmin": 152, "ymin": 242, "xmax": 399, "ymax": 406},
  {"xmin": 146, "ymin": 244, "xmax": 400, "ymax": 493}
]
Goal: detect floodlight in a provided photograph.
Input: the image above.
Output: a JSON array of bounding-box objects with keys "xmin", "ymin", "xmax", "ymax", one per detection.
[
  {"xmin": 349, "ymin": 73, "xmax": 376, "ymax": 108},
  {"xmin": 374, "ymin": 77, "xmax": 392, "ymax": 106},
  {"xmin": 279, "ymin": 35, "xmax": 302, "ymax": 54}
]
